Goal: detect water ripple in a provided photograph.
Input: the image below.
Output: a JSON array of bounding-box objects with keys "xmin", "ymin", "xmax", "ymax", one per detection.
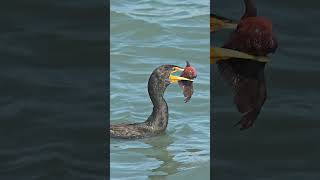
[{"xmin": 111, "ymin": 0, "xmax": 209, "ymax": 179}]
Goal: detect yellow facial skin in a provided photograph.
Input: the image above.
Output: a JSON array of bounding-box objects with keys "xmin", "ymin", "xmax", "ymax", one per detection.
[{"xmin": 169, "ymin": 67, "xmax": 194, "ymax": 84}]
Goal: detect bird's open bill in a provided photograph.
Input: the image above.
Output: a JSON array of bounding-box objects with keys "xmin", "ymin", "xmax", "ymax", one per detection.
[
  {"xmin": 169, "ymin": 67, "xmax": 194, "ymax": 84},
  {"xmin": 169, "ymin": 75, "xmax": 194, "ymax": 83},
  {"xmin": 210, "ymin": 47, "xmax": 270, "ymax": 64},
  {"xmin": 210, "ymin": 14, "xmax": 238, "ymax": 32}
]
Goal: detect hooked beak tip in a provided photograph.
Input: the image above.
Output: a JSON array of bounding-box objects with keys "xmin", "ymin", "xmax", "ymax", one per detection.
[{"xmin": 172, "ymin": 67, "xmax": 184, "ymax": 73}]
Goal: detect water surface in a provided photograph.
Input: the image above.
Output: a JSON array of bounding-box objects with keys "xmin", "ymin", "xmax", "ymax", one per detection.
[
  {"xmin": 0, "ymin": 0, "xmax": 107, "ymax": 179},
  {"xmin": 110, "ymin": 0, "xmax": 210, "ymax": 179}
]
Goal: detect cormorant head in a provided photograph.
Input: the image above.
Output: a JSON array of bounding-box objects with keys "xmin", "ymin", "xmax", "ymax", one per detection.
[
  {"xmin": 155, "ymin": 64, "xmax": 194, "ymax": 86},
  {"xmin": 151, "ymin": 61, "xmax": 196, "ymax": 103},
  {"xmin": 153, "ymin": 65, "xmax": 191, "ymax": 86}
]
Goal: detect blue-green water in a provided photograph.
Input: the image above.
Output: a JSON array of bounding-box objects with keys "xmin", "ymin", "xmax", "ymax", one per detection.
[{"xmin": 110, "ymin": 0, "xmax": 210, "ymax": 179}]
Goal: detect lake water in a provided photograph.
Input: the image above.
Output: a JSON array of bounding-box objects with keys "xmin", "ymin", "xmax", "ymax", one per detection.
[
  {"xmin": 212, "ymin": 0, "xmax": 320, "ymax": 179},
  {"xmin": 110, "ymin": 0, "xmax": 210, "ymax": 179}
]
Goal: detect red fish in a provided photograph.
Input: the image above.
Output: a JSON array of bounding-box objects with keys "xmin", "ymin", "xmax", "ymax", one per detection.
[
  {"xmin": 217, "ymin": 0, "xmax": 277, "ymax": 130},
  {"xmin": 179, "ymin": 61, "xmax": 197, "ymax": 103}
]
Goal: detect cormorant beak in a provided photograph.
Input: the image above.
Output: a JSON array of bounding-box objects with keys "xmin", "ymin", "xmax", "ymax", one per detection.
[
  {"xmin": 169, "ymin": 67, "xmax": 194, "ymax": 84},
  {"xmin": 210, "ymin": 47, "xmax": 270, "ymax": 64},
  {"xmin": 210, "ymin": 14, "xmax": 238, "ymax": 32}
]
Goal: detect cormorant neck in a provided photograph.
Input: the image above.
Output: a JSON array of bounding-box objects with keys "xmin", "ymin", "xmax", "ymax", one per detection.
[
  {"xmin": 242, "ymin": 0, "xmax": 257, "ymax": 19},
  {"xmin": 145, "ymin": 71, "xmax": 169, "ymax": 130}
]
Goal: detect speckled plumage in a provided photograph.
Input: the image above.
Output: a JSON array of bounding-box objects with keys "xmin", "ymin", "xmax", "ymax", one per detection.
[{"xmin": 110, "ymin": 65, "xmax": 180, "ymax": 139}]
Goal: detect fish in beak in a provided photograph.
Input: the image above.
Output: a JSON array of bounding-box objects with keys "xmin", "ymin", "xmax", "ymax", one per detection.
[
  {"xmin": 169, "ymin": 61, "xmax": 197, "ymax": 103},
  {"xmin": 169, "ymin": 66, "xmax": 194, "ymax": 83},
  {"xmin": 210, "ymin": 47, "xmax": 270, "ymax": 64}
]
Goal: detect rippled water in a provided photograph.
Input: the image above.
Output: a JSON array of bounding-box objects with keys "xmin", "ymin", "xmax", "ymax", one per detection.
[
  {"xmin": 110, "ymin": 0, "xmax": 210, "ymax": 179},
  {"xmin": 212, "ymin": 0, "xmax": 320, "ymax": 179},
  {"xmin": 0, "ymin": 1, "xmax": 106, "ymax": 179}
]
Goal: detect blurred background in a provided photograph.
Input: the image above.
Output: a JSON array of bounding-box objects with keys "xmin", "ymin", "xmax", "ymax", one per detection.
[
  {"xmin": 0, "ymin": 0, "xmax": 107, "ymax": 179},
  {"xmin": 211, "ymin": 0, "xmax": 320, "ymax": 179}
]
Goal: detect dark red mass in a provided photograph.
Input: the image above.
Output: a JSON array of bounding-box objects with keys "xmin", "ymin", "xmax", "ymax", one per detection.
[
  {"xmin": 179, "ymin": 61, "xmax": 197, "ymax": 103},
  {"xmin": 181, "ymin": 61, "xmax": 197, "ymax": 79},
  {"xmin": 217, "ymin": 0, "xmax": 278, "ymax": 130},
  {"xmin": 224, "ymin": 16, "xmax": 277, "ymax": 56}
]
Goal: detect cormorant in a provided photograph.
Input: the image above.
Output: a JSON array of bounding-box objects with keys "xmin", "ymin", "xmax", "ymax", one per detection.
[{"xmin": 110, "ymin": 63, "xmax": 197, "ymax": 139}]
